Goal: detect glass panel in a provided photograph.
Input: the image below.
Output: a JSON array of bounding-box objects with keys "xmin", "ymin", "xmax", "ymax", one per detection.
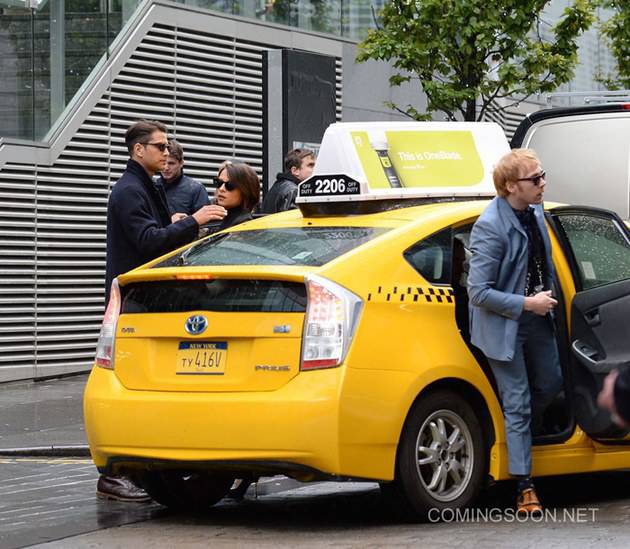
[
  {"xmin": 234, "ymin": 0, "xmax": 289, "ymax": 25},
  {"xmin": 155, "ymin": 226, "xmax": 390, "ymax": 267},
  {"xmin": 404, "ymin": 228, "xmax": 453, "ymax": 285},
  {"xmin": 0, "ymin": 0, "xmax": 384, "ymax": 142},
  {"xmin": 294, "ymin": 0, "xmax": 341, "ymax": 34},
  {"xmin": 110, "ymin": 0, "xmax": 142, "ymax": 29},
  {"xmin": 0, "ymin": 2, "xmax": 34, "ymax": 140},
  {"xmin": 31, "ymin": 1, "xmax": 110, "ymax": 140},
  {"xmin": 32, "ymin": 3, "xmax": 50, "ymax": 140},
  {"xmin": 122, "ymin": 280, "xmax": 307, "ymax": 313},
  {"xmin": 179, "ymin": 0, "xmax": 233, "ymax": 15},
  {"xmin": 342, "ymin": 0, "xmax": 384, "ymax": 40},
  {"xmin": 556, "ymin": 214, "xmax": 630, "ymax": 290}
]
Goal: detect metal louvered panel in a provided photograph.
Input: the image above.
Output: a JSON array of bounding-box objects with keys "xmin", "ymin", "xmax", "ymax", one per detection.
[
  {"xmin": 0, "ymin": 8, "xmax": 344, "ymax": 381},
  {"xmin": 0, "ymin": 164, "xmax": 36, "ymax": 381},
  {"xmin": 481, "ymin": 100, "xmax": 528, "ymax": 141},
  {"xmin": 34, "ymin": 106, "xmax": 110, "ymax": 377},
  {"xmin": 170, "ymin": 26, "xmax": 264, "ymax": 180}
]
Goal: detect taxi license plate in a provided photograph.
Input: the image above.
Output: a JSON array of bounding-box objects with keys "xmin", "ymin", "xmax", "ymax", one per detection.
[{"xmin": 176, "ymin": 341, "xmax": 227, "ymax": 375}]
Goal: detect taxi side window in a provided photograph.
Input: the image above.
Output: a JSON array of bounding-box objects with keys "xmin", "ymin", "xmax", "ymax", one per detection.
[
  {"xmin": 404, "ymin": 228, "xmax": 452, "ymax": 285},
  {"xmin": 554, "ymin": 213, "xmax": 630, "ymax": 290}
]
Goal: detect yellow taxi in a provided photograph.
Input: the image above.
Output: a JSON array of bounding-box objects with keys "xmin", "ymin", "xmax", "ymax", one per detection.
[{"xmin": 84, "ymin": 122, "xmax": 630, "ymax": 518}]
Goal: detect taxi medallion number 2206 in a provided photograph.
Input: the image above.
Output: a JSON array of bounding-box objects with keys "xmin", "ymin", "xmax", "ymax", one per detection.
[
  {"xmin": 315, "ymin": 177, "xmax": 347, "ymax": 194},
  {"xmin": 299, "ymin": 174, "xmax": 360, "ymax": 197}
]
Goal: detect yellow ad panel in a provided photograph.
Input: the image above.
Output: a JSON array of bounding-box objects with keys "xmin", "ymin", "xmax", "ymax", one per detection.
[
  {"xmin": 352, "ymin": 130, "xmax": 484, "ymax": 188},
  {"xmin": 351, "ymin": 131, "xmax": 391, "ymax": 188}
]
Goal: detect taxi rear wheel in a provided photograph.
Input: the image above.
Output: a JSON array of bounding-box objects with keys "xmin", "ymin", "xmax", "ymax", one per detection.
[
  {"xmin": 390, "ymin": 390, "xmax": 486, "ymax": 520},
  {"xmin": 142, "ymin": 470, "xmax": 234, "ymax": 510}
]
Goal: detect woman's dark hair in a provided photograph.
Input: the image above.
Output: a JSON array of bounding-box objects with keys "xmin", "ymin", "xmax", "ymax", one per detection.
[{"xmin": 220, "ymin": 162, "xmax": 260, "ymax": 211}]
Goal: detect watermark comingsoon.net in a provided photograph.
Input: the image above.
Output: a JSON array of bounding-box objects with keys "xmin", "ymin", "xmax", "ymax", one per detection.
[{"xmin": 428, "ymin": 507, "xmax": 599, "ymax": 523}]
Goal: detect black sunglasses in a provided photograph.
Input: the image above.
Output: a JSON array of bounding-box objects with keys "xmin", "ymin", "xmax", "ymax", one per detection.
[
  {"xmin": 213, "ymin": 177, "xmax": 236, "ymax": 191},
  {"xmin": 517, "ymin": 170, "xmax": 546, "ymax": 186},
  {"xmin": 142, "ymin": 141, "xmax": 169, "ymax": 152}
]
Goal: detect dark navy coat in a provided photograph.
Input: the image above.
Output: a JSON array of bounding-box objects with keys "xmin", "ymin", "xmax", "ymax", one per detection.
[{"xmin": 105, "ymin": 159, "xmax": 198, "ymax": 303}]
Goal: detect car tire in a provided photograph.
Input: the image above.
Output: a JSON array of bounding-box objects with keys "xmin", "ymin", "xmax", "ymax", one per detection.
[
  {"xmin": 388, "ymin": 389, "xmax": 487, "ymax": 521},
  {"xmin": 142, "ymin": 470, "xmax": 234, "ymax": 510}
]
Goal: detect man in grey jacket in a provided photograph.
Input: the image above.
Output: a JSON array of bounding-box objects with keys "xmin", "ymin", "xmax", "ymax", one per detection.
[
  {"xmin": 157, "ymin": 139, "xmax": 209, "ymax": 216},
  {"xmin": 468, "ymin": 148, "xmax": 563, "ymax": 515}
]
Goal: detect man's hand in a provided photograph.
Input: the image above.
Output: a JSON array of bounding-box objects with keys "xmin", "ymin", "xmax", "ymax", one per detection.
[
  {"xmin": 524, "ymin": 290, "xmax": 557, "ymax": 316},
  {"xmin": 192, "ymin": 204, "xmax": 227, "ymax": 225},
  {"xmin": 171, "ymin": 213, "xmax": 188, "ymax": 223},
  {"xmin": 598, "ymin": 370, "xmax": 628, "ymax": 427}
]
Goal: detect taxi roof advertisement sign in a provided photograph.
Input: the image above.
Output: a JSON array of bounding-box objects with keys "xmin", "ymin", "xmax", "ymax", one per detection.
[{"xmin": 299, "ymin": 122, "xmax": 509, "ymax": 202}]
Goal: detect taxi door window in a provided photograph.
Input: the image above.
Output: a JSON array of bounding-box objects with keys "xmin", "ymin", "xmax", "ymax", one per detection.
[
  {"xmin": 554, "ymin": 213, "xmax": 630, "ymax": 290},
  {"xmin": 404, "ymin": 228, "xmax": 452, "ymax": 285}
]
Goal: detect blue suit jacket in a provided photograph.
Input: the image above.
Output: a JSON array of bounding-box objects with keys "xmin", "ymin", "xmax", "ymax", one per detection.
[{"xmin": 467, "ymin": 197, "xmax": 554, "ymax": 361}]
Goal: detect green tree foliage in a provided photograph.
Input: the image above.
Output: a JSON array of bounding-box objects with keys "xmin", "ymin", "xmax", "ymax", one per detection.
[
  {"xmin": 597, "ymin": 0, "xmax": 630, "ymax": 89},
  {"xmin": 356, "ymin": 0, "xmax": 596, "ymax": 121}
]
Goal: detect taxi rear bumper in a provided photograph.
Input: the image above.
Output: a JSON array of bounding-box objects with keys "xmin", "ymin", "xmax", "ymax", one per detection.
[{"xmin": 84, "ymin": 365, "xmax": 345, "ymax": 477}]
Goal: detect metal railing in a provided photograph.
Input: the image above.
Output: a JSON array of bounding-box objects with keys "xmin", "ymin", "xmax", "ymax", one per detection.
[{"xmin": 546, "ymin": 90, "xmax": 630, "ymax": 106}]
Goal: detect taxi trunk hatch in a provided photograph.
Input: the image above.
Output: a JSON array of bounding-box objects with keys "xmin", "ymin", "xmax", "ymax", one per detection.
[{"xmin": 112, "ymin": 279, "xmax": 306, "ymax": 392}]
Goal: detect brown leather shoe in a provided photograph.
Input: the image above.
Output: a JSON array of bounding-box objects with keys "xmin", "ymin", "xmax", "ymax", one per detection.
[
  {"xmin": 516, "ymin": 487, "xmax": 543, "ymax": 516},
  {"xmin": 97, "ymin": 475, "xmax": 152, "ymax": 502}
]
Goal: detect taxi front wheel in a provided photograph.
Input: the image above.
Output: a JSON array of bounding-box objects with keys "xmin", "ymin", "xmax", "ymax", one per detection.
[
  {"xmin": 388, "ymin": 390, "xmax": 486, "ymax": 520},
  {"xmin": 141, "ymin": 470, "xmax": 234, "ymax": 510}
]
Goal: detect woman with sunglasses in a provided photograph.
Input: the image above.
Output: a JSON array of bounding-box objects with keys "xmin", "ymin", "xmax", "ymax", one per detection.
[{"xmin": 213, "ymin": 161, "xmax": 260, "ymax": 230}]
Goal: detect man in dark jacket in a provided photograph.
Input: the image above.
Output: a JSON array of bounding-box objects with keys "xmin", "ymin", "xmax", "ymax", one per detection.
[
  {"xmin": 105, "ymin": 120, "xmax": 225, "ymax": 304},
  {"xmin": 260, "ymin": 148, "xmax": 315, "ymax": 214},
  {"xmin": 156, "ymin": 138, "xmax": 209, "ymax": 216},
  {"xmin": 100, "ymin": 120, "xmax": 226, "ymax": 502}
]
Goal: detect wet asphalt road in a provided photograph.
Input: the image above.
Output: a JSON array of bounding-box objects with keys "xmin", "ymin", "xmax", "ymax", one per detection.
[
  {"xmin": 3, "ymin": 457, "xmax": 630, "ymax": 549},
  {"xmin": 0, "ymin": 458, "xmax": 161, "ymax": 549}
]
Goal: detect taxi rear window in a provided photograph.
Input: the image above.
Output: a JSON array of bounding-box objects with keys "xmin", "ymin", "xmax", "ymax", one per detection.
[
  {"xmin": 155, "ymin": 227, "xmax": 390, "ymax": 268},
  {"xmin": 122, "ymin": 280, "xmax": 307, "ymax": 314}
]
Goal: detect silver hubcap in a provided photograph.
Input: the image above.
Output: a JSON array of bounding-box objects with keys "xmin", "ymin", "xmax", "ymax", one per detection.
[{"xmin": 415, "ymin": 409, "xmax": 474, "ymax": 502}]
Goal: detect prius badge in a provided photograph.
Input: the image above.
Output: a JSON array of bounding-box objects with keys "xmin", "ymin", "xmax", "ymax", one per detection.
[{"xmin": 185, "ymin": 315, "xmax": 208, "ymax": 335}]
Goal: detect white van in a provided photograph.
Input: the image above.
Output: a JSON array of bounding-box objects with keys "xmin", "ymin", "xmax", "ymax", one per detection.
[{"xmin": 511, "ymin": 103, "xmax": 630, "ymax": 219}]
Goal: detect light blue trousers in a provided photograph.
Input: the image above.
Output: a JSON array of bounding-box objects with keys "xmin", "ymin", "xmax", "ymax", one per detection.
[{"xmin": 487, "ymin": 312, "xmax": 563, "ymax": 476}]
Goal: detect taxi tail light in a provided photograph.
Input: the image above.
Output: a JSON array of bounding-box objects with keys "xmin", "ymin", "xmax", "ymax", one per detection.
[
  {"xmin": 301, "ymin": 275, "xmax": 363, "ymax": 371},
  {"xmin": 95, "ymin": 279, "xmax": 121, "ymax": 370}
]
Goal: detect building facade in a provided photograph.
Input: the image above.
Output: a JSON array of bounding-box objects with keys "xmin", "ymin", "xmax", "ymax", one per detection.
[{"xmin": 0, "ymin": 0, "xmax": 619, "ymax": 381}]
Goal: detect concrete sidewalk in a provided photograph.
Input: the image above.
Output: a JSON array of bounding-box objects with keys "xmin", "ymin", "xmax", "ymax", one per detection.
[{"xmin": 0, "ymin": 373, "xmax": 89, "ymax": 455}]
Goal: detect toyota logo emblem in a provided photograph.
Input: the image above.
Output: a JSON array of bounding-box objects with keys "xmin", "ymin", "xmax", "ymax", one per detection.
[{"xmin": 184, "ymin": 315, "xmax": 208, "ymax": 335}]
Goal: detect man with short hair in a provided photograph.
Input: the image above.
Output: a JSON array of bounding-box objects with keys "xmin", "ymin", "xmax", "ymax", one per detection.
[
  {"xmin": 468, "ymin": 148, "xmax": 563, "ymax": 516},
  {"xmin": 100, "ymin": 120, "xmax": 226, "ymax": 501},
  {"xmin": 105, "ymin": 120, "xmax": 226, "ymax": 304},
  {"xmin": 156, "ymin": 139, "xmax": 209, "ymax": 216},
  {"xmin": 260, "ymin": 148, "xmax": 315, "ymax": 213}
]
